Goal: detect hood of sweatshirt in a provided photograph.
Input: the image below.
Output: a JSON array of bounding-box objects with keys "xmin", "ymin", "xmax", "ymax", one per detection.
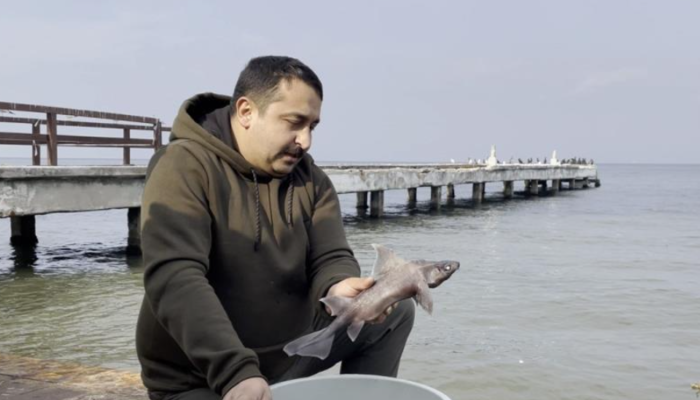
[
  {"xmin": 171, "ymin": 92, "xmax": 306, "ymax": 250},
  {"xmin": 170, "ymin": 92, "xmax": 289, "ymax": 182}
]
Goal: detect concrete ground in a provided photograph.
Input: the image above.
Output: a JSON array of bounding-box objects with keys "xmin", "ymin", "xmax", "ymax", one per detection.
[{"xmin": 0, "ymin": 354, "xmax": 145, "ymax": 400}]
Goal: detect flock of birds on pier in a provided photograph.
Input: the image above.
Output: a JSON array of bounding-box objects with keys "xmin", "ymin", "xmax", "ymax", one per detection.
[
  {"xmin": 459, "ymin": 157, "xmax": 595, "ymax": 165},
  {"xmin": 450, "ymin": 146, "xmax": 595, "ymax": 167}
]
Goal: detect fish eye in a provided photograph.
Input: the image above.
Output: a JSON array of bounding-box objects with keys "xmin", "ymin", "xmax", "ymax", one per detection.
[{"xmin": 445, "ymin": 266, "xmax": 451, "ymax": 271}]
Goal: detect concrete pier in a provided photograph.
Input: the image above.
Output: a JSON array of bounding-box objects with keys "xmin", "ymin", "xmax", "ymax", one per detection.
[
  {"xmin": 430, "ymin": 186, "xmax": 442, "ymax": 210},
  {"xmin": 370, "ymin": 190, "xmax": 384, "ymax": 218},
  {"xmin": 1, "ymin": 163, "xmax": 599, "ymax": 249},
  {"xmin": 472, "ymin": 182, "xmax": 484, "ymax": 204},
  {"xmin": 503, "ymin": 181, "xmax": 514, "ymax": 199}
]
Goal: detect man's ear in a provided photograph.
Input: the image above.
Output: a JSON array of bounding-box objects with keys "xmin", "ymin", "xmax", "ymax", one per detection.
[{"xmin": 235, "ymin": 97, "xmax": 254, "ymax": 129}]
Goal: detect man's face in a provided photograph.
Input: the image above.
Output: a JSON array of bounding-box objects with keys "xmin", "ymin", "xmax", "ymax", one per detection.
[{"xmin": 245, "ymin": 79, "xmax": 322, "ymax": 177}]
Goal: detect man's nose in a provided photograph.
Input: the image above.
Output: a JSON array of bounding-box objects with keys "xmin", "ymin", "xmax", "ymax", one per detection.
[{"xmin": 295, "ymin": 128, "xmax": 312, "ymax": 151}]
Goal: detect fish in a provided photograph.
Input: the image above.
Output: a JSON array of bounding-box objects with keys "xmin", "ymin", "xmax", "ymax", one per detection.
[{"xmin": 283, "ymin": 243, "xmax": 460, "ymax": 360}]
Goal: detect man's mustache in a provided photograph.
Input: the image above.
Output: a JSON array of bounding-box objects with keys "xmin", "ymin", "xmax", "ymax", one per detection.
[{"xmin": 283, "ymin": 146, "xmax": 304, "ymax": 158}]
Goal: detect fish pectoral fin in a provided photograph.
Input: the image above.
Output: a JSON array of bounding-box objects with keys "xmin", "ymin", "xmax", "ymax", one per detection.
[
  {"xmin": 346, "ymin": 320, "xmax": 365, "ymax": 342},
  {"xmin": 320, "ymin": 296, "xmax": 352, "ymax": 317},
  {"xmin": 414, "ymin": 282, "xmax": 433, "ymax": 315}
]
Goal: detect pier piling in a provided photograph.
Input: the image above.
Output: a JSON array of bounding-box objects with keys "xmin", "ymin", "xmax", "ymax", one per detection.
[
  {"xmin": 472, "ymin": 183, "xmax": 484, "ymax": 204},
  {"xmin": 356, "ymin": 191, "xmax": 368, "ymax": 209},
  {"xmin": 430, "ymin": 186, "xmax": 442, "ymax": 210},
  {"xmin": 10, "ymin": 216, "xmax": 38, "ymax": 246},
  {"xmin": 127, "ymin": 208, "xmax": 141, "ymax": 255},
  {"xmin": 407, "ymin": 188, "xmax": 417, "ymax": 207},
  {"xmin": 370, "ymin": 190, "xmax": 384, "ymax": 218},
  {"xmin": 447, "ymin": 184, "xmax": 455, "ymax": 199},
  {"xmin": 528, "ymin": 180, "xmax": 539, "ymax": 195},
  {"xmin": 551, "ymin": 179, "xmax": 561, "ymax": 194},
  {"xmin": 503, "ymin": 181, "xmax": 514, "ymax": 199}
]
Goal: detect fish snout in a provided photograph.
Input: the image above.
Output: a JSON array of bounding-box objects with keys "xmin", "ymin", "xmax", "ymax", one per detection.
[{"xmin": 443, "ymin": 260, "xmax": 460, "ymax": 273}]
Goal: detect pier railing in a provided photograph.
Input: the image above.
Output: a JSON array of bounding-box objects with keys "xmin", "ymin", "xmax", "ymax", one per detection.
[{"xmin": 0, "ymin": 102, "xmax": 171, "ymax": 165}]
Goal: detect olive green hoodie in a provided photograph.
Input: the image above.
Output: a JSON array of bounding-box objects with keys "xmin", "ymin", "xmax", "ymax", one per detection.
[{"xmin": 135, "ymin": 93, "xmax": 360, "ymax": 396}]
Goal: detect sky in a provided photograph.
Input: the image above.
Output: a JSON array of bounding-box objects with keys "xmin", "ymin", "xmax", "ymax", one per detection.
[{"xmin": 1, "ymin": 0, "xmax": 699, "ymax": 164}]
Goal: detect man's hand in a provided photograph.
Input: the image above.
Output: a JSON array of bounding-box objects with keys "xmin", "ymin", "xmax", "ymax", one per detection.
[
  {"xmin": 223, "ymin": 377, "xmax": 271, "ymax": 400},
  {"xmin": 327, "ymin": 276, "xmax": 374, "ymax": 299},
  {"xmin": 326, "ymin": 277, "xmax": 398, "ymax": 324}
]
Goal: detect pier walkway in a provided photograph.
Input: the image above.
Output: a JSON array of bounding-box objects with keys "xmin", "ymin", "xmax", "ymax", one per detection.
[{"xmin": 1, "ymin": 163, "xmax": 599, "ymax": 251}]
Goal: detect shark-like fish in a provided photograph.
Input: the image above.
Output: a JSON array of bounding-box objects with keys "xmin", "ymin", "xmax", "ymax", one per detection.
[{"xmin": 283, "ymin": 244, "xmax": 460, "ymax": 359}]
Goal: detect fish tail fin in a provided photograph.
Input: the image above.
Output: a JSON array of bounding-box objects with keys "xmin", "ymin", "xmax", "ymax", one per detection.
[{"xmin": 283, "ymin": 328, "xmax": 335, "ymax": 360}]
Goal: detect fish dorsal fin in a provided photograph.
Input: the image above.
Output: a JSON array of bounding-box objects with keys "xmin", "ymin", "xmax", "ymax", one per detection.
[
  {"xmin": 320, "ymin": 296, "xmax": 352, "ymax": 317},
  {"xmin": 370, "ymin": 244, "xmax": 406, "ymax": 278}
]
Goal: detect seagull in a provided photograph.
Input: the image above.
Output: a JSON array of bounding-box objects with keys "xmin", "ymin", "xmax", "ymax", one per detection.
[{"xmin": 450, "ymin": 158, "xmax": 456, "ymax": 164}]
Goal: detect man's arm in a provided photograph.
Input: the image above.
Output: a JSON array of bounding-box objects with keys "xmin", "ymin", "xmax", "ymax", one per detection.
[
  {"xmin": 141, "ymin": 143, "xmax": 263, "ymax": 396},
  {"xmin": 305, "ymin": 170, "xmax": 362, "ymax": 313}
]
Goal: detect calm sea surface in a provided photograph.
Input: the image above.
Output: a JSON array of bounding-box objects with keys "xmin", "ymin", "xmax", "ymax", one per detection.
[{"xmin": 0, "ymin": 162, "xmax": 698, "ymax": 400}]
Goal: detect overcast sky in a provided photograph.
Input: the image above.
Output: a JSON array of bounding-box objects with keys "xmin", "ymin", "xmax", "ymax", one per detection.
[{"xmin": 1, "ymin": 0, "xmax": 699, "ymax": 164}]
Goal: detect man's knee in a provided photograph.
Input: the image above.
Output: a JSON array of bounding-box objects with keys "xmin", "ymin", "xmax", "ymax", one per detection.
[{"xmin": 389, "ymin": 298, "xmax": 415, "ymax": 332}]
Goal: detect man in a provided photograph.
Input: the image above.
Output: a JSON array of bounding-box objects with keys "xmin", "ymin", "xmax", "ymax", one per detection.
[{"xmin": 136, "ymin": 56, "xmax": 415, "ymax": 400}]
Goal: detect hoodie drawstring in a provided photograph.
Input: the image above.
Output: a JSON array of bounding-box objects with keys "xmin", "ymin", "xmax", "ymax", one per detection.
[
  {"xmin": 251, "ymin": 169, "xmax": 262, "ymax": 252},
  {"xmin": 286, "ymin": 175, "xmax": 294, "ymax": 226},
  {"xmin": 250, "ymin": 169, "xmax": 295, "ymax": 251}
]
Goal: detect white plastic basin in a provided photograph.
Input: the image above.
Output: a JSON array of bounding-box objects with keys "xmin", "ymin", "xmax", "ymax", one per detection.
[{"xmin": 271, "ymin": 374, "xmax": 451, "ymax": 400}]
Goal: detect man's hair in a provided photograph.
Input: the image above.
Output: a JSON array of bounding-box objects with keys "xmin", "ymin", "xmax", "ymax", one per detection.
[{"xmin": 231, "ymin": 56, "xmax": 323, "ymax": 115}]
